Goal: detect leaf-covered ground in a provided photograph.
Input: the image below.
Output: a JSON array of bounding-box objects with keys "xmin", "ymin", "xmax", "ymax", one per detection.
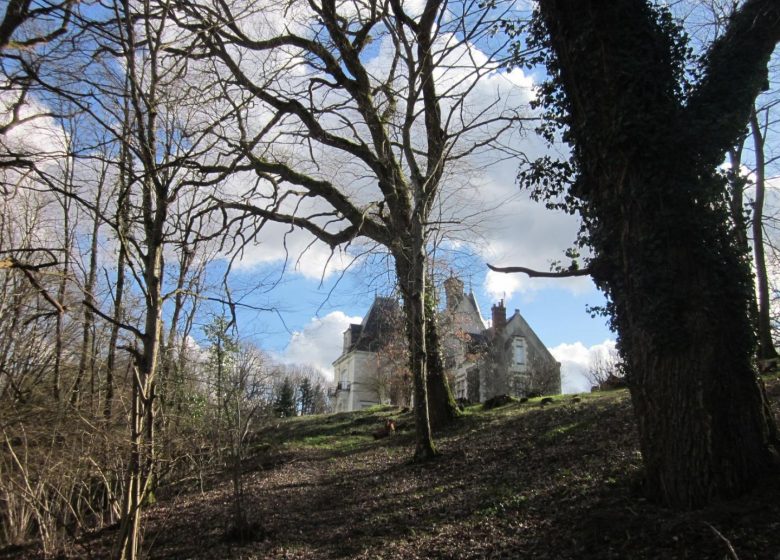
[{"xmin": 6, "ymin": 380, "xmax": 780, "ymax": 559}]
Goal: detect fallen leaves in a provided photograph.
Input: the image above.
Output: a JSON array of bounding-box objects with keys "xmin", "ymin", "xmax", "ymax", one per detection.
[{"xmin": 8, "ymin": 386, "xmax": 780, "ymax": 560}]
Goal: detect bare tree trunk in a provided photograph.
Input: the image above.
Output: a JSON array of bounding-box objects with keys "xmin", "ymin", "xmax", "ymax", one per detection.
[
  {"xmin": 73, "ymin": 165, "xmax": 107, "ymax": 407},
  {"xmin": 728, "ymin": 144, "xmax": 751, "ymax": 254},
  {"xmin": 726, "ymin": 144, "xmax": 763, "ymax": 357},
  {"xmin": 749, "ymin": 106, "xmax": 777, "ymax": 361},
  {"xmin": 394, "ymin": 226, "xmax": 436, "ymax": 461},
  {"xmin": 53, "ymin": 156, "xmax": 74, "ymax": 401},
  {"xmin": 114, "ymin": 0, "xmax": 168, "ymax": 554},
  {"xmin": 105, "ymin": 112, "xmax": 132, "ymax": 421},
  {"xmin": 104, "ymin": 244, "xmax": 126, "ymax": 421},
  {"xmin": 116, "ymin": 368, "xmax": 143, "ymax": 560},
  {"xmin": 115, "ymin": 225, "xmax": 164, "ymax": 560}
]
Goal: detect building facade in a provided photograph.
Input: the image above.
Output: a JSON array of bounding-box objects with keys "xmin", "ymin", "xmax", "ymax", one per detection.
[
  {"xmin": 331, "ymin": 277, "xmax": 561, "ymax": 412},
  {"xmin": 440, "ymin": 275, "xmax": 561, "ymax": 403},
  {"xmin": 331, "ymin": 297, "xmax": 401, "ymax": 413}
]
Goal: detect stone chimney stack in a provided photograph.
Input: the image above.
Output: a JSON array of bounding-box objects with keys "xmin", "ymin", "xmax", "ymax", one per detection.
[
  {"xmin": 443, "ymin": 274, "xmax": 464, "ymax": 310},
  {"xmin": 492, "ymin": 299, "xmax": 507, "ymax": 331}
]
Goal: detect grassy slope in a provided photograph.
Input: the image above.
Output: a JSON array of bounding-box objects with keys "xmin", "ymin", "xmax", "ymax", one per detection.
[{"xmin": 7, "ymin": 380, "xmax": 780, "ymax": 559}]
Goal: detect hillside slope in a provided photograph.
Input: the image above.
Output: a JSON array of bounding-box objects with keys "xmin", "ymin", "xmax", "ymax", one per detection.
[{"xmin": 6, "ymin": 381, "xmax": 780, "ymax": 559}]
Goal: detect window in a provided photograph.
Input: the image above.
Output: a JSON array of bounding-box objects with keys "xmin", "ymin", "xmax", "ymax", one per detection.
[
  {"xmin": 513, "ymin": 337, "xmax": 526, "ymax": 366},
  {"xmin": 456, "ymin": 379, "xmax": 466, "ymax": 400}
]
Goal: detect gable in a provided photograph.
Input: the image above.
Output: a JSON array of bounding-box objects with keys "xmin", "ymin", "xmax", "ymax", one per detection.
[
  {"xmin": 444, "ymin": 292, "xmax": 486, "ymax": 335},
  {"xmin": 503, "ymin": 311, "xmax": 557, "ymax": 364}
]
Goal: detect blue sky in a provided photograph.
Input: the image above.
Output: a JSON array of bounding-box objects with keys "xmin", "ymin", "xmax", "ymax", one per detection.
[{"xmin": 2, "ymin": 0, "xmax": 622, "ymax": 395}]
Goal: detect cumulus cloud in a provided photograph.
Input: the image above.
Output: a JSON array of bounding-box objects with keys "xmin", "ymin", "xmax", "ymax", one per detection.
[
  {"xmin": 279, "ymin": 311, "xmax": 362, "ymax": 379},
  {"xmin": 208, "ymin": 6, "xmax": 578, "ymax": 292},
  {"xmin": 1, "ymin": 90, "xmax": 67, "ymax": 159},
  {"xmin": 549, "ymin": 339, "xmax": 617, "ymax": 394},
  {"xmin": 469, "ymin": 138, "xmax": 591, "ymax": 300},
  {"xmin": 231, "ymin": 222, "xmax": 362, "ymax": 280}
]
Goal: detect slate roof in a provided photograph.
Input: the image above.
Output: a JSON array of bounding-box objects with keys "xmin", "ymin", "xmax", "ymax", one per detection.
[{"xmin": 347, "ymin": 297, "xmax": 401, "ymax": 352}]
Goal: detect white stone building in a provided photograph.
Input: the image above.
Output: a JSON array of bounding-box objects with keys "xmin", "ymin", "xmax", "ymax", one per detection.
[{"xmin": 331, "ymin": 297, "xmax": 400, "ymax": 413}]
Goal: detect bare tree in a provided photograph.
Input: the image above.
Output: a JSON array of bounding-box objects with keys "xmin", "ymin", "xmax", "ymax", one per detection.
[
  {"xmin": 0, "ymin": 187, "xmax": 65, "ymax": 402},
  {"xmin": 585, "ymin": 345, "xmax": 624, "ymax": 390},
  {"xmin": 748, "ymin": 102, "xmax": 779, "ymax": 362},
  {"xmin": 29, "ymin": 2, "xmax": 245, "ymax": 555},
  {"xmin": 0, "ymin": 1, "xmax": 238, "ymax": 553},
  {"xmin": 172, "ymin": 0, "xmax": 524, "ymax": 459}
]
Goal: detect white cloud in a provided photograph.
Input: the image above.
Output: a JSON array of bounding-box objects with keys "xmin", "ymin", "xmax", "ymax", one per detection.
[
  {"xmin": 1, "ymin": 90, "xmax": 67, "ymax": 159},
  {"xmin": 473, "ymin": 157, "xmax": 590, "ymax": 299},
  {"xmin": 279, "ymin": 310, "xmax": 362, "ymax": 379},
  {"xmin": 549, "ymin": 339, "xmax": 617, "ymax": 394},
  {"xmin": 484, "ymin": 269, "xmax": 525, "ymax": 301},
  {"xmin": 199, "ymin": 2, "xmax": 589, "ymax": 299},
  {"xmin": 231, "ymin": 222, "xmax": 361, "ymax": 280}
]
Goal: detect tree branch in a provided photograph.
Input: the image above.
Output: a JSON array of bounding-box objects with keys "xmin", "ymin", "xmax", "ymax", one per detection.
[
  {"xmin": 83, "ymin": 298, "xmax": 145, "ymax": 341},
  {"xmin": 487, "ymin": 263, "xmax": 592, "ymax": 278},
  {"xmin": 685, "ymin": 0, "xmax": 780, "ymax": 168},
  {"xmin": 0, "ymin": 256, "xmax": 66, "ymax": 313}
]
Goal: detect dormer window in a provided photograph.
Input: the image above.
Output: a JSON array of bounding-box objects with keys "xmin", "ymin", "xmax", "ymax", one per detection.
[{"xmin": 343, "ymin": 329, "xmax": 352, "ymax": 351}]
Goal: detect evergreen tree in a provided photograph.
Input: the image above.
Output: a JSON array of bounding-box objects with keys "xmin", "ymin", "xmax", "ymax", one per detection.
[
  {"xmin": 274, "ymin": 378, "xmax": 296, "ymax": 418},
  {"xmin": 298, "ymin": 378, "xmax": 313, "ymax": 416}
]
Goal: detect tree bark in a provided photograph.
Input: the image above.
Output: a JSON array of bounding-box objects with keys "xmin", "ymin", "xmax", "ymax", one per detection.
[
  {"xmin": 535, "ymin": 0, "xmax": 780, "ymax": 508},
  {"xmin": 394, "ymin": 230, "xmax": 437, "ymax": 461},
  {"xmin": 115, "ymin": 0, "xmax": 168, "ymax": 553},
  {"xmin": 104, "ymin": 229, "xmax": 126, "ymax": 421},
  {"xmin": 52, "ymin": 157, "xmax": 73, "ymax": 401},
  {"xmin": 621, "ymin": 167, "xmax": 778, "ymax": 508},
  {"xmin": 115, "ymin": 215, "xmax": 164, "ymax": 560}
]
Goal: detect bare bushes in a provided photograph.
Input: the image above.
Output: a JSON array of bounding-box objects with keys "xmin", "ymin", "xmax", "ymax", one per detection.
[{"xmin": 0, "ymin": 403, "xmax": 126, "ymax": 554}]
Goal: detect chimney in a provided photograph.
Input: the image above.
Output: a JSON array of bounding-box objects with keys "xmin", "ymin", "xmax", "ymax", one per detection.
[
  {"xmin": 443, "ymin": 274, "xmax": 464, "ymax": 310},
  {"xmin": 492, "ymin": 299, "xmax": 506, "ymax": 331}
]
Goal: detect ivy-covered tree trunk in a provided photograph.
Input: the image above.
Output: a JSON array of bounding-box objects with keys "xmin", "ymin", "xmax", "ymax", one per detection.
[
  {"xmin": 425, "ymin": 286, "xmax": 460, "ymax": 431},
  {"xmin": 531, "ymin": 0, "xmax": 780, "ymax": 508}
]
